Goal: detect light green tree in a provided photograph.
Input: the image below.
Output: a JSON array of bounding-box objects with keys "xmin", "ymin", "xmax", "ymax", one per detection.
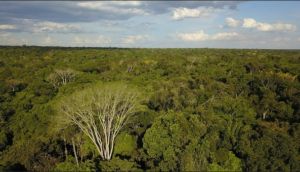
[{"xmin": 55, "ymin": 83, "xmax": 140, "ymax": 161}]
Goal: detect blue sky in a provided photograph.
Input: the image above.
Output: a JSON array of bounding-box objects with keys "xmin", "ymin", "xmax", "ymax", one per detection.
[{"xmin": 0, "ymin": 1, "xmax": 300, "ymax": 49}]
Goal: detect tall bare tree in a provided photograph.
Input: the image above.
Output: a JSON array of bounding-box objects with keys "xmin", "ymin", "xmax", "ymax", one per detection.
[
  {"xmin": 54, "ymin": 68, "xmax": 77, "ymax": 85},
  {"xmin": 46, "ymin": 73, "xmax": 60, "ymax": 88},
  {"xmin": 55, "ymin": 83, "xmax": 140, "ymax": 161},
  {"xmin": 6, "ymin": 78, "xmax": 21, "ymax": 92}
]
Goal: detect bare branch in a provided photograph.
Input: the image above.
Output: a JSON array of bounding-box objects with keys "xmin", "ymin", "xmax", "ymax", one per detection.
[
  {"xmin": 54, "ymin": 68, "xmax": 77, "ymax": 85},
  {"xmin": 46, "ymin": 73, "xmax": 59, "ymax": 88},
  {"xmin": 55, "ymin": 83, "xmax": 140, "ymax": 161},
  {"xmin": 6, "ymin": 78, "xmax": 21, "ymax": 92}
]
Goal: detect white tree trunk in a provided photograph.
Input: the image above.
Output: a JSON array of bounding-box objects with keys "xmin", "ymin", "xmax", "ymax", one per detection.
[
  {"xmin": 262, "ymin": 109, "xmax": 269, "ymax": 121},
  {"xmin": 72, "ymin": 137, "xmax": 79, "ymax": 166},
  {"xmin": 56, "ymin": 83, "xmax": 140, "ymax": 161}
]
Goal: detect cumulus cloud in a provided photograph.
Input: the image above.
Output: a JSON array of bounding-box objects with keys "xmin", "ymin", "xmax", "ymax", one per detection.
[
  {"xmin": 242, "ymin": 18, "xmax": 260, "ymax": 28},
  {"xmin": 0, "ymin": 33, "xmax": 10, "ymax": 37},
  {"xmin": 211, "ymin": 32, "xmax": 244, "ymax": 40},
  {"xmin": 71, "ymin": 37, "xmax": 83, "ymax": 44},
  {"xmin": 171, "ymin": 31, "xmax": 209, "ymax": 41},
  {"xmin": 41, "ymin": 36, "xmax": 53, "ymax": 44},
  {"xmin": 84, "ymin": 36, "xmax": 112, "ymax": 44},
  {"xmin": 123, "ymin": 37, "xmax": 135, "ymax": 44},
  {"xmin": 225, "ymin": 17, "xmax": 240, "ymax": 28},
  {"xmin": 122, "ymin": 35, "xmax": 153, "ymax": 44},
  {"xmin": 77, "ymin": 1, "xmax": 142, "ymax": 9},
  {"xmin": 0, "ymin": 33, "xmax": 28, "ymax": 45},
  {"xmin": 258, "ymin": 23, "xmax": 296, "ymax": 32},
  {"xmin": 41, "ymin": 36, "xmax": 60, "ymax": 45},
  {"xmin": 106, "ymin": 1, "xmax": 142, "ymax": 6},
  {"xmin": 77, "ymin": 2, "xmax": 149, "ymax": 17},
  {"xmin": 3, "ymin": 19, "xmax": 84, "ymax": 35},
  {"xmin": 220, "ymin": 17, "xmax": 297, "ymax": 32},
  {"xmin": 273, "ymin": 37, "xmax": 290, "ymax": 42},
  {"xmin": 32, "ymin": 21, "xmax": 83, "ymax": 33},
  {"xmin": 240, "ymin": 40, "xmax": 266, "ymax": 45},
  {"xmin": 171, "ymin": 30, "xmax": 245, "ymax": 41},
  {"xmin": 242, "ymin": 18, "xmax": 297, "ymax": 32},
  {"xmin": 0, "ymin": 1, "xmax": 244, "ymax": 23},
  {"xmin": 6, "ymin": 38, "xmax": 28, "ymax": 45},
  {"xmin": 171, "ymin": 8, "xmax": 211, "ymax": 20},
  {"xmin": 219, "ymin": 17, "xmax": 241, "ymax": 28},
  {"xmin": 70, "ymin": 35, "xmax": 153, "ymax": 46},
  {"xmin": 0, "ymin": 25, "xmax": 17, "ymax": 30},
  {"xmin": 103, "ymin": 21, "xmax": 155, "ymax": 31}
]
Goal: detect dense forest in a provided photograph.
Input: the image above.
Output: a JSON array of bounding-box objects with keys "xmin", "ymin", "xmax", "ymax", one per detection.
[{"xmin": 0, "ymin": 46, "xmax": 300, "ymax": 171}]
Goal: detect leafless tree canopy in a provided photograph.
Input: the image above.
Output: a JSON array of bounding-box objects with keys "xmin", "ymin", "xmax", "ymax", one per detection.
[
  {"xmin": 6, "ymin": 78, "xmax": 21, "ymax": 92},
  {"xmin": 46, "ymin": 73, "xmax": 59, "ymax": 88},
  {"xmin": 54, "ymin": 68, "xmax": 77, "ymax": 85},
  {"xmin": 55, "ymin": 83, "xmax": 140, "ymax": 161}
]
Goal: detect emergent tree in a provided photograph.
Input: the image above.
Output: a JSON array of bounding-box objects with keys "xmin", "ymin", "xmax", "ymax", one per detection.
[
  {"xmin": 55, "ymin": 83, "xmax": 140, "ymax": 161},
  {"xmin": 54, "ymin": 68, "xmax": 77, "ymax": 85}
]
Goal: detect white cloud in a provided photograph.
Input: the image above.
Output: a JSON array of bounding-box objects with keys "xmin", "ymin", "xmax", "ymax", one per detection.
[
  {"xmin": 225, "ymin": 17, "xmax": 240, "ymax": 28},
  {"xmin": 84, "ymin": 36, "xmax": 112, "ymax": 44},
  {"xmin": 211, "ymin": 32, "xmax": 244, "ymax": 40},
  {"xmin": 9, "ymin": 38, "xmax": 28, "ymax": 45},
  {"xmin": 242, "ymin": 18, "xmax": 297, "ymax": 32},
  {"xmin": 273, "ymin": 37, "xmax": 290, "ymax": 42},
  {"xmin": 41, "ymin": 36, "xmax": 60, "ymax": 45},
  {"xmin": 122, "ymin": 35, "xmax": 153, "ymax": 44},
  {"xmin": 8, "ymin": 19, "xmax": 84, "ymax": 34},
  {"xmin": 42, "ymin": 36, "xmax": 53, "ymax": 44},
  {"xmin": 273, "ymin": 37, "xmax": 282, "ymax": 42},
  {"xmin": 171, "ymin": 30, "xmax": 209, "ymax": 41},
  {"xmin": 108, "ymin": 1, "xmax": 142, "ymax": 6},
  {"xmin": 242, "ymin": 18, "xmax": 260, "ymax": 28},
  {"xmin": 70, "ymin": 35, "xmax": 153, "ymax": 46},
  {"xmin": 77, "ymin": 2, "xmax": 148, "ymax": 16},
  {"xmin": 219, "ymin": 17, "xmax": 241, "ymax": 28},
  {"xmin": 259, "ymin": 41, "xmax": 266, "ymax": 44},
  {"xmin": 297, "ymin": 38, "xmax": 300, "ymax": 41},
  {"xmin": 32, "ymin": 21, "xmax": 83, "ymax": 33},
  {"xmin": 172, "ymin": 8, "xmax": 202, "ymax": 20},
  {"xmin": 0, "ymin": 1, "xmax": 244, "ymax": 23},
  {"xmin": 136, "ymin": 35, "xmax": 153, "ymax": 41},
  {"xmin": 71, "ymin": 37, "xmax": 83, "ymax": 44},
  {"xmin": 171, "ymin": 31, "xmax": 244, "ymax": 41},
  {"xmin": 240, "ymin": 40, "xmax": 266, "ymax": 45},
  {"xmin": 77, "ymin": 1, "xmax": 142, "ymax": 8},
  {"xmin": 123, "ymin": 37, "xmax": 135, "ymax": 44},
  {"xmin": 257, "ymin": 23, "xmax": 296, "ymax": 32},
  {"xmin": 0, "ymin": 34, "xmax": 28, "ymax": 45},
  {"xmin": 0, "ymin": 25, "xmax": 17, "ymax": 30},
  {"xmin": 0, "ymin": 33, "xmax": 10, "ymax": 37},
  {"xmin": 171, "ymin": 7, "xmax": 213, "ymax": 21}
]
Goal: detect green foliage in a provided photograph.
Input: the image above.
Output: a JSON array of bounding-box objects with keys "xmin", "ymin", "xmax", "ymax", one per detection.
[
  {"xmin": 114, "ymin": 133, "xmax": 135, "ymax": 157},
  {"xmin": 0, "ymin": 46, "xmax": 300, "ymax": 171},
  {"xmin": 51, "ymin": 156, "xmax": 96, "ymax": 172},
  {"xmin": 0, "ymin": 131, "xmax": 8, "ymax": 151},
  {"xmin": 143, "ymin": 111, "xmax": 208, "ymax": 171},
  {"xmin": 208, "ymin": 151, "xmax": 242, "ymax": 171},
  {"xmin": 99, "ymin": 157, "xmax": 141, "ymax": 171}
]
